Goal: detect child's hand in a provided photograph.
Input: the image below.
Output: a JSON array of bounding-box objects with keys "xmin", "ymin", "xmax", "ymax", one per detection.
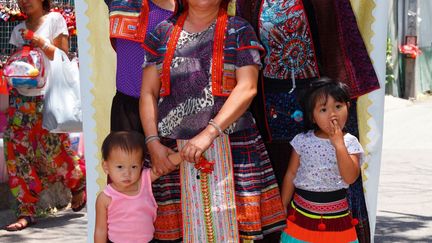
[
  {"xmin": 148, "ymin": 141, "xmax": 177, "ymax": 176},
  {"xmin": 150, "ymin": 153, "xmax": 182, "ymax": 181},
  {"xmin": 329, "ymin": 119, "xmax": 345, "ymax": 148},
  {"xmin": 168, "ymin": 153, "xmax": 182, "ymax": 167}
]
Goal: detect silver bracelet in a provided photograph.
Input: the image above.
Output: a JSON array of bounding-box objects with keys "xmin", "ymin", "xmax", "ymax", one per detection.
[
  {"xmin": 208, "ymin": 119, "xmax": 224, "ymax": 136},
  {"xmin": 145, "ymin": 135, "xmax": 160, "ymax": 144},
  {"xmin": 41, "ymin": 41, "xmax": 49, "ymax": 50}
]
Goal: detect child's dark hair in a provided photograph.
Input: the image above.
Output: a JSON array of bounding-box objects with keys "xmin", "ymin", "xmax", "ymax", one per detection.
[
  {"xmin": 302, "ymin": 77, "xmax": 351, "ymax": 131},
  {"xmin": 101, "ymin": 131, "xmax": 146, "ymax": 161}
]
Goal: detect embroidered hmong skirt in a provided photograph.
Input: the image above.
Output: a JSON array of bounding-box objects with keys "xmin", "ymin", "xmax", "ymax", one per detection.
[
  {"xmin": 281, "ymin": 188, "xmax": 358, "ymax": 243},
  {"xmin": 149, "ymin": 127, "xmax": 287, "ymax": 241}
]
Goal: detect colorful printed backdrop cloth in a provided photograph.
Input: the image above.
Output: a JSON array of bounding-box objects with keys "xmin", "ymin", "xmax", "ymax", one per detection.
[{"xmin": 259, "ymin": 0, "xmax": 319, "ymax": 80}]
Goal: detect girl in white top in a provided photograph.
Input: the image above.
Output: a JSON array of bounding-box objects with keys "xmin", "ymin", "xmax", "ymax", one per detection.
[
  {"xmin": 280, "ymin": 78, "xmax": 363, "ymax": 243},
  {"xmin": 4, "ymin": 0, "xmax": 86, "ymax": 231}
]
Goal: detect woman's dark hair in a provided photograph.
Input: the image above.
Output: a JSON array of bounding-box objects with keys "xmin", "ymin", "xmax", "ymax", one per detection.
[
  {"xmin": 101, "ymin": 131, "xmax": 146, "ymax": 161},
  {"xmin": 301, "ymin": 77, "xmax": 351, "ymax": 131},
  {"xmin": 42, "ymin": 0, "xmax": 51, "ymax": 12}
]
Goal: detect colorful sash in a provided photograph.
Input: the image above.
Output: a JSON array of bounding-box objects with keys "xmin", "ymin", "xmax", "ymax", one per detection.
[{"xmin": 177, "ymin": 134, "xmax": 239, "ymax": 242}]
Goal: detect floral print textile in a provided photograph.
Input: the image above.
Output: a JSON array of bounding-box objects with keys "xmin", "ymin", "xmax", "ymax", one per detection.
[{"xmin": 3, "ymin": 89, "xmax": 86, "ymax": 216}]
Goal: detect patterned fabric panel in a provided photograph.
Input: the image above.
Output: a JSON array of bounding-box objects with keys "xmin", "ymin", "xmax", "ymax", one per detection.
[
  {"xmin": 307, "ymin": 0, "xmax": 380, "ymax": 98},
  {"xmin": 178, "ymin": 135, "xmax": 239, "ymax": 242},
  {"xmin": 259, "ymin": 0, "xmax": 319, "ymax": 80}
]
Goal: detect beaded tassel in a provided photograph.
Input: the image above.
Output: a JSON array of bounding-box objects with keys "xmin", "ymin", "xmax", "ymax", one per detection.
[{"xmin": 200, "ymin": 169, "xmax": 214, "ymax": 241}]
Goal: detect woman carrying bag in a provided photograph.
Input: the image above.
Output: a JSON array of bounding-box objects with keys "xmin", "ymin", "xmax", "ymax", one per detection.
[{"xmin": 4, "ymin": 0, "xmax": 86, "ymax": 231}]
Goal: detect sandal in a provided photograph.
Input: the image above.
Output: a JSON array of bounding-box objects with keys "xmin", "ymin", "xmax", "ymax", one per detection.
[
  {"xmin": 71, "ymin": 188, "xmax": 87, "ymax": 212},
  {"xmin": 5, "ymin": 216, "xmax": 36, "ymax": 231}
]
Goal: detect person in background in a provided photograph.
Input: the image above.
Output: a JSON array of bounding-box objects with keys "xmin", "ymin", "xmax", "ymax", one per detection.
[
  {"xmin": 281, "ymin": 78, "xmax": 363, "ymax": 242},
  {"xmin": 140, "ymin": 0, "xmax": 286, "ymax": 241},
  {"xmin": 104, "ymin": 0, "xmax": 176, "ymax": 133},
  {"xmin": 4, "ymin": 0, "xmax": 86, "ymax": 231},
  {"xmin": 94, "ymin": 131, "xmax": 181, "ymax": 243}
]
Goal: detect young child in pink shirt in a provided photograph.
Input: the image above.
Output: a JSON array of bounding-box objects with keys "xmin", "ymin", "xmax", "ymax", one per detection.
[{"xmin": 94, "ymin": 131, "xmax": 181, "ymax": 243}]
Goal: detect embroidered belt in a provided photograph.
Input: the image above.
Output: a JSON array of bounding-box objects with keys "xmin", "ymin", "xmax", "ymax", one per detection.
[{"xmin": 293, "ymin": 193, "xmax": 349, "ymax": 215}]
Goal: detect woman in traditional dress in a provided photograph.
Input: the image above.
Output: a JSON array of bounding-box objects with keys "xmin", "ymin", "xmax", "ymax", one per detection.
[{"xmin": 140, "ymin": 0, "xmax": 286, "ymax": 241}]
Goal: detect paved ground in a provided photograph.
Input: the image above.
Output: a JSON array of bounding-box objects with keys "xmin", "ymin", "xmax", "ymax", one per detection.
[
  {"xmin": 374, "ymin": 96, "xmax": 432, "ymax": 243},
  {"xmin": 0, "ymin": 207, "xmax": 87, "ymax": 242},
  {"xmin": 0, "ymin": 95, "xmax": 431, "ymax": 242}
]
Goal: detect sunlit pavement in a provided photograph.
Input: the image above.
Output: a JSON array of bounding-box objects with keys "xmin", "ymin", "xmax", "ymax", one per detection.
[{"xmin": 375, "ymin": 96, "xmax": 432, "ymax": 242}]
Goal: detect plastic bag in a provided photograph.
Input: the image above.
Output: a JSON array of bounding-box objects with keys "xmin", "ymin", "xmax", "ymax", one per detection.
[
  {"xmin": 2, "ymin": 46, "xmax": 47, "ymax": 89},
  {"xmin": 42, "ymin": 48, "xmax": 82, "ymax": 133}
]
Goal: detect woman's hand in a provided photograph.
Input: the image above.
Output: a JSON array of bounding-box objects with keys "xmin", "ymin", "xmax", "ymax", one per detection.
[
  {"xmin": 20, "ymin": 29, "xmax": 33, "ymax": 40},
  {"xmin": 19, "ymin": 28, "xmax": 68, "ymax": 60},
  {"xmin": 19, "ymin": 29, "xmax": 42, "ymax": 46},
  {"xmin": 180, "ymin": 126, "xmax": 218, "ymax": 163},
  {"xmin": 147, "ymin": 140, "xmax": 177, "ymax": 176}
]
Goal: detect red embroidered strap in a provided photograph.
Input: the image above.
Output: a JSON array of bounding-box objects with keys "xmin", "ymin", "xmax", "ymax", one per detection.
[
  {"xmin": 161, "ymin": 8, "xmax": 228, "ymax": 97},
  {"xmin": 211, "ymin": 8, "xmax": 228, "ymax": 96},
  {"xmin": 135, "ymin": 0, "xmax": 150, "ymax": 42}
]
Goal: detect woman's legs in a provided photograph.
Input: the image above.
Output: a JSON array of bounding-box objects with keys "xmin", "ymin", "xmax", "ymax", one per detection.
[
  {"xmin": 4, "ymin": 95, "xmax": 42, "ymax": 230},
  {"xmin": 34, "ymin": 124, "xmax": 86, "ymax": 210},
  {"xmin": 4, "ymin": 90, "xmax": 86, "ymax": 231},
  {"xmin": 4, "ymin": 124, "xmax": 42, "ymax": 218}
]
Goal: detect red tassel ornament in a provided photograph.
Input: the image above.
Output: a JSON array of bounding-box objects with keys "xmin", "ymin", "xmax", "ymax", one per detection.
[
  {"xmin": 317, "ymin": 222, "xmax": 326, "ymax": 231},
  {"xmin": 318, "ymin": 215, "xmax": 326, "ymax": 231},
  {"xmin": 351, "ymin": 218, "xmax": 359, "ymax": 226},
  {"xmin": 288, "ymin": 214, "xmax": 296, "ymax": 222}
]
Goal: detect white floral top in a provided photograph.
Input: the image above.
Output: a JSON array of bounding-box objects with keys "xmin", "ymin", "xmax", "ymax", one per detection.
[{"xmin": 291, "ymin": 130, "xmax": 364, "ymax": 192}]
